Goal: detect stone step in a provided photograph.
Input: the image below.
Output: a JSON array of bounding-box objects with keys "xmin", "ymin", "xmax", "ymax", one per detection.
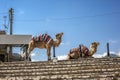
[
  {"xmin": 0, "ymin": 66, "xmax": 120, "ymax": 79},
  {"xmin": 1, "ymin": 57, "xmax": 120, "ymax": 65},
  {"xmin": 1, "ymin": 57, "xmax": 120, "ymax": 66},
  {"xmin": 0, "ymin": 63, "xmax": 120, "ymax": 72},
  {"xmin": 0, "ymin": 73, "xmax": 120, "ymax": 80},
  {"xmin": 0, "ymin": 69, "xmax": 119, "ymax": 77},
  {"xmin": 0, "ymin": 61, "xmax": 119, "ymax": 71},
  {"xmin": 0, "ymin": 57, "xmax": 120, "ymax": 80}
]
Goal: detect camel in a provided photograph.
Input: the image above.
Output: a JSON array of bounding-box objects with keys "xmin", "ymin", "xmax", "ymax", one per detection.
[
  {"xmin": 27, "ymin": 32, "xmax": 63, "ymax": 61},
  {"xmin": 66, "ymin": 42, "xmax": 99, "ymax": 60}
]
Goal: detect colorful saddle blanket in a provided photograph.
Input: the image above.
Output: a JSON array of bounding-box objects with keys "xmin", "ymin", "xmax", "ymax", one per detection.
[
  {"xmin": 70, "ymin": 45, "xmax": 89, "ymax": 56},
  {"xmin": 32, "ymin": 34, "xmax": 52, "ymax": 44}
]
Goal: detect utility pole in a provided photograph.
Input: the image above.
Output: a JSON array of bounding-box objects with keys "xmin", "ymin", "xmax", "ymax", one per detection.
[
  {"xmin": 9, "ymin": 8, "xmax": 13, "ymax": 35},
  {"xmin": 8, "ymin": 8, "xmax": 14, "ymax": 61},
  {"xmin": 107, "ymin": 43, "xmax": 110, "ymax": 57}
]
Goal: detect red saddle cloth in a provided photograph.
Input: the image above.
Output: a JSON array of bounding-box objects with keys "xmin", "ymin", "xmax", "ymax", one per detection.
[
  {"xmin": 70, "ymin": 45, "xmax": 89, "ymax": 56},
  {"xmin": 32, "ymin": 34, "xmax": 52, "ymax": 44}
]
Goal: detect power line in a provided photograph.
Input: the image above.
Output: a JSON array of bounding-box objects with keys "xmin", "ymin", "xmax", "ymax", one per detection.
[
  {"xmin": 14, "ymin": 11, "xmax": 120, "ymax": 23},
  {"xmin": 80, "ymin": 11, "xmax": 120, "ymax": 18},
  {"xmin": 0, "ymin": 12, "xmax": 8, "ymax": 14},
  {"xmin": 53, "ymin": 11, "xmax": 120, "ymax": 20}
]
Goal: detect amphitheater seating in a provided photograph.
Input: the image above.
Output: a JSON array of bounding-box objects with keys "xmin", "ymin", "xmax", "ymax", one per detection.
[{"xmin": 0, "ymin": 57, "xmax": 120, "ymax": 80}]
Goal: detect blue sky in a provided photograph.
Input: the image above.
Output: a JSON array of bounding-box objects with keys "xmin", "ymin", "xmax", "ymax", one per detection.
[{"xmin": 0, "ymin": 0, "xmax": 120, "ymax": 61}]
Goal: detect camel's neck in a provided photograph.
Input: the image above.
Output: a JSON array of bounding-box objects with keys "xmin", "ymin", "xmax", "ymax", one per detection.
[
  {"xmin": 53, "ymin": 38, "xmax": 61, "ymax": 47},
  {"xmin": 88, "ymin": 46, "xmax": 97, "ymax": 56}
]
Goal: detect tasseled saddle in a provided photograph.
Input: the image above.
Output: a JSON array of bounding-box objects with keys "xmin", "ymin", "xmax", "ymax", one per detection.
[
  {"xmin": 32, "ymin": 34, "xmax": 52, "ymax": 44},
  {"xmin": 69, "ymin": 45, "xmax": 89, "ymax": 58}
]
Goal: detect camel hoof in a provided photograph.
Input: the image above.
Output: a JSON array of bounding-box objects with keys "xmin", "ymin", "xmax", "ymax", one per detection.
[
  {"xmin": 26, "ymin": 56, "xmax": 31, "ymax": 61},
  {"xmin": 48, "ymin": 59, "xmax": 51, "ymax": 61},
  {"xmin": 29, "ymin": 57, "xmax": 31, "ymax": 61},
  {"xmin": 48, "ymin": 57, "xmax": 51, "ymax": 61}
]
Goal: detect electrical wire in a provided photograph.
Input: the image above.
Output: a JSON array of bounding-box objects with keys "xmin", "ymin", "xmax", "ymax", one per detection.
[
  {"xmin": 14, "ymin": 11, "xmax": 120, "ymax": 22},
  {"xmin": 0, "ymin": 12, "xmax": 8, "ymax": 14},
  {"xmin": 0, "ymin": 11, "xmax": 120, "ymax": 23}
]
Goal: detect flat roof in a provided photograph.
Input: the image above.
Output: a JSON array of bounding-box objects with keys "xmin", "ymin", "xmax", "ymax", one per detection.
[{"xmin": 0, "ymin": 35, "xmax": 32, "ymax": 46}]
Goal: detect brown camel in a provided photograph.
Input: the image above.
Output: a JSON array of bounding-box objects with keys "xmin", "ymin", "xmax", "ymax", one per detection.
[
  {"xmin": 27, "ymin": 32, "xmax": 63, "ymax": 61},
  {"xmin": 66, "ymin": 42, "xmax": 99, "ymax": 60}
]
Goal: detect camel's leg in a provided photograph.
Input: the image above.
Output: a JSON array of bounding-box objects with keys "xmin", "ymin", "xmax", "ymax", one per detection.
[
  {"xmin": 46, "ymin": 47, "xmax": 51, "ymax": 61},
  {"xmin": 66, "ymin": 54, "xmax": 71, "ymax": 60},
  {"xmin": 27, "ymin": 47, "xmax": 34, "ymax": 61},
  {"xmin": 66, "ymin": 52, "xmax": 79, "ymax": 60},
  {"xmin": 27, "ymin": 41, "xmax": 35, "ymax": 61}
]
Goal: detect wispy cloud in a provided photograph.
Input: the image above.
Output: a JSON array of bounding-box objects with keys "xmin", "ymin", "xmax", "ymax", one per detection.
[
  {"xmin": 17, "ymin": 9, "xmax": 25, "ymax": 15},
  {"xmin": 108, "ymin": 40, "xmax": 117, "ymax": 44},
  {"xmin": 93, "ymin": 53, "xmax": 106, "ymax": 58},
  {"xmin": 93, "ymin": 51, "xmax": 120, "ymax": 58},
  {"xmin": 32, "ymin": 59, "xmax": 39, "ymax": 62},
  {"xmin": 31, "ymin": 53, "xmax": 36, "ymax": 57},
  {"xmin": 60, "ymin": 42, "xmax": 70, "ymax": 46},
  {"xmin": 57, "ymin": 55, "xmax": 67, "ymax": 60},
  {"xmin": 118, "ymin": 52, "xmax": 120, "ymax": 56},
  {"xmin": 19, "ymin": 10, "xmax": 24, "ymax": 14},
  {"xmin": 45, "ymin": 18, "xmax": 51, "ymax": 22}
]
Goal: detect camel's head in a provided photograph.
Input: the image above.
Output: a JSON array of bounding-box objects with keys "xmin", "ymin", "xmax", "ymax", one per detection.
[
  {"xmin": 56, "ymin": 32, "xmax": 64, "ymax": 40},
  {"xmin": 54, "ymin": 32, "xmax": 63, "ymax": 47},
  {"xmin": 91, "ymin": 42, "xmax": 99, "ymax": 48},
  {"xmin": 89, "ymin": 42, "xmax": 100, "ymax": 56}
]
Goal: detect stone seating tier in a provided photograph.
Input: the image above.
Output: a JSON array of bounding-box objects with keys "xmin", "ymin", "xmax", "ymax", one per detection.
[{"xmin": 0, "ymin": 57, "xmax": 120, "ymax": 80}]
